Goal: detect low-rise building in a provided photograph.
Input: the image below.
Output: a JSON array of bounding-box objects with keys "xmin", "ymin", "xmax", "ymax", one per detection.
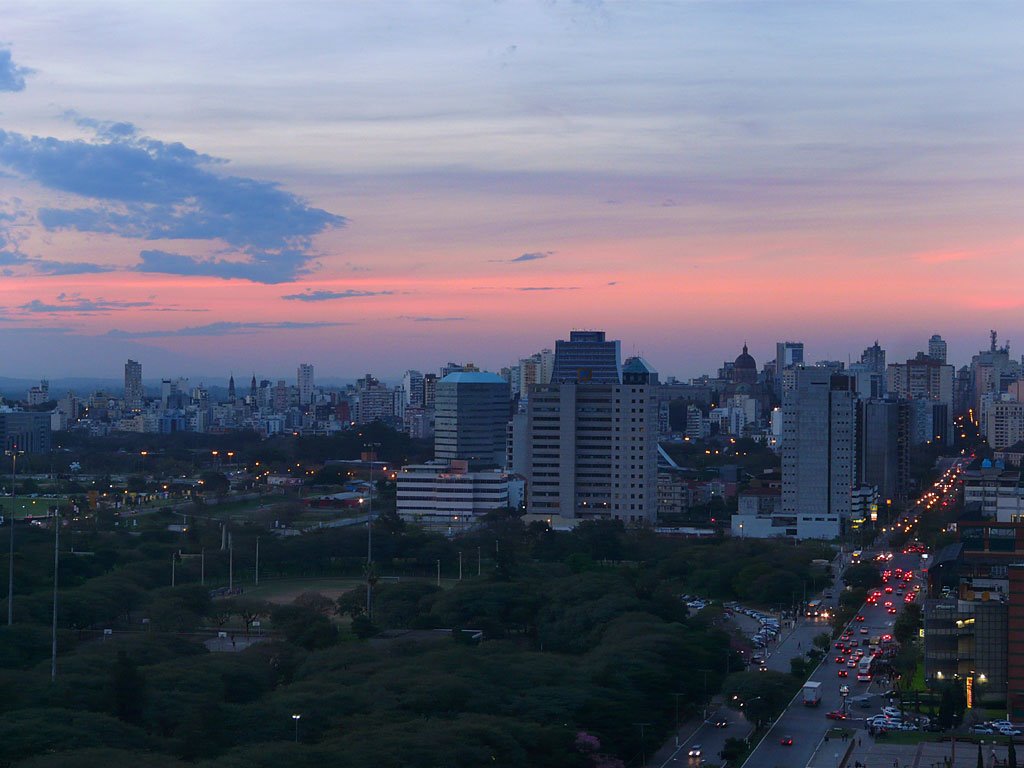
[{"xmin": 397, "ymin": 460, "xmax": 515, "ymax": 532}]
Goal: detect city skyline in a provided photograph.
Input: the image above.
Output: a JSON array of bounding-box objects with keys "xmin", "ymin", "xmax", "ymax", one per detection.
[{"xmin": 0, "ymin": 3, "xmax": 1022, "ymax": 378}]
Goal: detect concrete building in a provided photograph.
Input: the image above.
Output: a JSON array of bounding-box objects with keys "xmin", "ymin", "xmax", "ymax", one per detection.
[
  {"xmin": 928, "ymin": 334, "xmax": 947, "ymax": 364},
  {"xmin": 396, "ymin": 459, "xmax": 514, "ymax": 531},
  {"xmin": 521, "ymin": 349, "xmax": 658, "ymax": 525},
  {"xmin": 297, "ymin": 363, "xmax": 314, "ymax": 406},
  {"xmin": 433, "ymin": 372, "xmax": 510, "ymax": 468},
  {"xmin": 775, "ymin": 341, "xmax": 804, "ymax": 394},
  {"xmin": 780, "ymin": 367, "xmax": 857, "ymax": 539},
  {"xmin": 984, "ymin": 399, "xmax": 1024, "ymax": 451},
  {"xmin": 962, "ymin": 462, "xmax": 1024, "ymax": 523},
  {"xmin": 124, "ymin": 359, "xmax": 143, "ymax": 410}
]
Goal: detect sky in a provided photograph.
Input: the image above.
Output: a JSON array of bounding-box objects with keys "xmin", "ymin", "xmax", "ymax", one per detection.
[{"xmin": 0, "ymin": 1, "xmax": 1022, "ymax": 383}]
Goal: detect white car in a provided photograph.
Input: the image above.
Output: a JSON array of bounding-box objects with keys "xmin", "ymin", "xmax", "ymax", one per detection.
[
  {"xmin": 688, "ymin": 744, "xmax": 702, "ymax": 758},
  {"xmin": 882, "ymin": 706, "xmax": 902, "ymax": 718},
  {"xmin": 998, "ymin": 726, "xmax": 1022, "ymax": 736}
]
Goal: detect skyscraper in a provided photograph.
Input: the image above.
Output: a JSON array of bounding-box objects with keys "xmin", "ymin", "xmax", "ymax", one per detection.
[
  {"xmin": 775, "ymin": 341, "xmax": 805, "ymax": 395},
  {"xmin": 781, "ymin": 367, "xmax": 857, "ymax": 538},
  {"xmin": 522, "ymin": 335, "xmax": 658, "ymax": 524},
  {"xmin": 124, "ymin": 359, "xmax": 143, "ymax": 410},
  {"xmin": 297, "ymin": 363, "xmax": 314, "ymax": 406},
  {"xmin": 434, "ymin": 372, "xmax": 510, "ymax": 467},
  {"xmin": 550, "ymin": 330, "xmax": 622, "ymax": 384},
  {"xmin": 928, "ymin": 334, "xmax": 947, "ymax": 364},
  {"xmin": 861, "ymin": 399, "xmax": 910, "ymax": 505}
]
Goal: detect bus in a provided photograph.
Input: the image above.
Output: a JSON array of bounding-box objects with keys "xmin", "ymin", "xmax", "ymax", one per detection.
[{"xmin": 805, "ymin": 599, "xmax": 824, "ymax": 617}]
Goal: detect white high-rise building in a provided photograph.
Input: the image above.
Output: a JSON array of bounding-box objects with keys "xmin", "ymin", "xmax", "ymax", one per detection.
[
  {"xmin": 521, "ymin": 351, "xmax": 658, "ymax": 525},
  {"xmin": 297, "ymin": 363, "xmax": 314, "ymax": 406},
  {"xmin": 781, "ymin": 367, "xmax": 857, "ymax": 539},
  {"xmin": 928, "ymin": 334, "xmax": 947, "ymax": 364}
]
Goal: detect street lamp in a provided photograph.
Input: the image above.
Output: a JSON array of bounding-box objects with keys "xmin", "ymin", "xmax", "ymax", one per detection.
[
  {"xmin": 5, "ymin": 447, "xmax": 24, "ymax": 626},
  {"xmin": 364, "ymin": 442, "xmax": 380, "ymax": 620},
  {"xmin": 292, "ymin": 713, "xmax": 301, "ymax": 742}
]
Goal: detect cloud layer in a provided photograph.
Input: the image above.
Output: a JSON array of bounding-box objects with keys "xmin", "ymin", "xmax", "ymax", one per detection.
[
  {"xmin": 0, "ymin": 50, "xmax": 31, "ymax": 92},
  {"xmin": 0, "ymin": 120, "xmax": 345, "ymax": 283},
  {"xmin": 281, "ymin": 288, "xmax": 393, "ymax": 302}
]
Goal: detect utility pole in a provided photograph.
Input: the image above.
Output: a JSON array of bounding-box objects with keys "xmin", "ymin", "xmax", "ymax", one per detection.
[
  {"xmin": 228, "ymin": 532, "xmax": 234, "ymax": 591},
  {"xmin": 436, "ymin": 559, "xmax": 441, "ymax": 587},
  {"xmin": 171, "ymin": 552, "xmax": 176, "ymax": 587},
  {"xmin": 6, "ymin": 447, "xmax": 23, "ymax": 626},
  {"xmin": 634, "ymin": 722, "xmax": 651, "ymax": 767},
  {"xmin": 477, "ymin": 546, "xmax": 481, "ymax": 577},
  {"xmin": 255, "ymin": 536, "xmax": 260, "ymax": 586},
  {"xmin": 201, "ymin": 548, "xmax": 205, "ymax": 585},
  {"xmin": 458, "ymin": 551, "xmax": 463, "ymax": 581},
  {"xmin": 365, "ymin": 442, "xmax": 380, "ymax": 619},
  {"xmin": 50, "ymin": 506, "xmax": 59, "ymax": 682}
]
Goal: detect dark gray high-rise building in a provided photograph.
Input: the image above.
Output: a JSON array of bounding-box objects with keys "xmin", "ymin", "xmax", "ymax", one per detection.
[
  {"xmin": 781, "ymin": 367, "xmax": 856, "ymax": 538},
  {"xmin": 551, "ymin": 330, "xmax": 622, "ymax": 384},
  {"xmin": 860, "ymin": 341, "xmax": 886, "ymax": 374},
  {"xmin": 0, "ymin": 411, "xmax": 51, "ymax": 454},
  {"xmin": 124, "ymin": 359, "xmax": 143, "ymax": 410},
  {"xmin": 434, "ymin": 372, "xmax": 510, "ymax": 467},
  {"xmin": 861, "ymin": 399, "xmax": 910, "ymax": 505}
]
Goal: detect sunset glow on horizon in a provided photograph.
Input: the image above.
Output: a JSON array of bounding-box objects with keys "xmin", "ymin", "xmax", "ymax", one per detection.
[{"xmin": 0, "ymin": 2, "xmax": 1022, "ymax": 381}]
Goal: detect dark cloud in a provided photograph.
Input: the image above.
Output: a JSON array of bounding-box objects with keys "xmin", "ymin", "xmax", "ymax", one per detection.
[
  {"xmin": 516, "ymin": 286, "xmax": 580, "ymax": 291},
  {"xmin": 104, "ymin": 320, "xmax": 350, "ymax": 339},
  {"xmin": 281, "ymin": 288, "xmax": 393, "ymax": 302},
  {"xmin": 0, "ymin": 248, "xmax": 114, "ymax": 276},
  {"xmin": 0, "ymin": 50, "xmax": 32, "ymax": 92},
  {"xmin": 607, "ymin": 281, "xmax": 619, "ymax": 285},
  {"xmin": 496, "ymin": 251, "xmax": 554, "ymax": 263},
  {"xmin": 134, "ymin": 249, "xmax": 315, "ymax": 284},
  {"xmin": 0, "ymin": 123, "xmax": 345, "ymax": 283},
  {"xmin": 398, "ymin": 315, "xmax": 466, "ymax": 322},
  {"xmin": 20, "ymin": 294, "xmax": 154, "ymax": 314}
]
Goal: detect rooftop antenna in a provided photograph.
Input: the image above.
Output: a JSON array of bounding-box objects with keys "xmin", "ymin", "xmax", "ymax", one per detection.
[{"xmin": 991, "ymin": 330, "xmax": 998, "ymax": 353}]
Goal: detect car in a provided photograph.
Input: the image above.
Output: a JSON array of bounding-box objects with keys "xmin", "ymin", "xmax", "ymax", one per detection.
[
  {"xmin": 711, "ymin": 717, "xmax": 728, "ymax": 728},
  {"xmin": 888, "ymin": 607, "xmax": 898, "ymax": 614},
  {"xmin": 998, "ymin": 726, "xmax": 1022, "ymax": 736},
  {"xmin": 969, "ymin": 725, "xmax": 995, "ymax": 735},
  {"xmin": 883, "ymin": 707, "xmax": 902, "ymax": 718},
  {"xmin": 847, "ymin": 659, "xmax": 857, "ymax": 668},
  {"xmin": 839, "ymin": 684, "xmax": 850, "ymax": 696},
  {"xmin": 834, "ymin": 641, "xmax": 845, "ymax": 649},
  {"xmin": 884, "ymin": 601, "xmax": 893, "ymax": 608},
  {"xmin": 859, "ymin": 627, "xmax": 869, "ymax": 634},
  {"xmin": 780, "ymin": 736, "xmax": 793, "ymax": 746},
  {"xmin": 688, "ymin": 744, "xmax": 702, "ymax": 757},
  {"xmin": 826, "ymin": 710, "xmax": 847, "ymax": 720},
  {"xmin": 835, "ymin": 656, "xmax": 845, "ymax": 664},
  {"xmin": 855, "ymin": 614, "xmax": 865, "ymax": 621},
  {"xmin": 837, "ymin": 669, "xmax": 848, "ymax": 677}
]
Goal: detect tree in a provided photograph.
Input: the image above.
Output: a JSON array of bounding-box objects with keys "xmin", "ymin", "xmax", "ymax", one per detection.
[
  {"xmin": 1008, "ymin": 737, "xmax": 1017, "ymax": 768},
  {"xmin": 893, "ymin": 603, "xmax": 922, "ymax": 645},
  {"xmin": 109, "ymin": 650, "xmax": 146, "ymax": 725},
  {"xmin": 812, "ymin": 633, "xmax": 832, "ymax": 653},
  {"xmin": 843, "ymin": 562, "xmax": 882, "ymax": 590}
]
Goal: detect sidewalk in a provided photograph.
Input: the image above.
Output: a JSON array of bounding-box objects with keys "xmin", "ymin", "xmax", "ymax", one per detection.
[{"xmin": 805, "ymin": 730, "xmax": 1014, "ymax": 768}]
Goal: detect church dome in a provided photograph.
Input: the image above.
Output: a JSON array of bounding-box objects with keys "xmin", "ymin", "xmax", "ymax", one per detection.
[
  {"xmin": 732, "ymin": 344, "xmax": 757, "ymax": 386},
  {"xmin": 734, "ymin": 344, "xmax": 756, "ymax": 370}
]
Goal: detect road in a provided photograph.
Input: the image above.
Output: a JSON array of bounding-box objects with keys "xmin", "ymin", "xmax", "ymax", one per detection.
[{"xmin": 741, "ymin": 550, "xmax": 922, "ymax": 768}]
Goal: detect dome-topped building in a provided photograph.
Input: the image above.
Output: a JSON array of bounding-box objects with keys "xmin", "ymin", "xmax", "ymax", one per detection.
[{"xmin": 732, "ymin": 343, "xmax": 758, "ymax": 386}]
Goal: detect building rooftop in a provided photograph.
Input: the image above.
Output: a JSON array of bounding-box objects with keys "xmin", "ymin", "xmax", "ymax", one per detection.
[{"xmin": 439, "ymin": 372, "xmax": 506, "ymax": 385}]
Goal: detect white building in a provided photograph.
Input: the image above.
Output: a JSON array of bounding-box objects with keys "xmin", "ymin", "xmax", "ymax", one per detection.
[
  {"xmin": 297, "ymin": 363, "xmax": 315, "ymax": 407},
  {"xmin": 520, "ymin": 354, "xmax": 659, "ymax": 526},
  {"xmin": 396, "ymin": 460, "xmax": 513, "ymax": 531}
]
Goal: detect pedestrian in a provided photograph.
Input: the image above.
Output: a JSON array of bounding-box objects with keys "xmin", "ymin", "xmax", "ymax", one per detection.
[{"xmin": 858, "ymin": 737, "xmax": 862, "ymax": 747}]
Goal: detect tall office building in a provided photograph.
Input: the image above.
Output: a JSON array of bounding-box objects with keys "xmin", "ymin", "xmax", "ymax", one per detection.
[
  {"xmin": 551, "ymin": 330, "xmax": 622, "ymax": 384},
  {"xmin": 0, "ymin": 411, "xmax": 51, "ymax": 453},
  {"xmin": 861, "ymin": 399, "xmax": 910, "ymax": 505},
  {"xmin": 781, "ymin": 367, "xmax": 857, "ymax": 538},
  {"xmin": 522, "ymin": 338, "xmax": 658, "ymax": 525},
  {"xmin": 124, "ymin": 360, "xmax": 143, "ymax": 410},
  {"xmin": 860, "ymin": 341, "xmax": 886, "ymax": 374},
  {"xmin": 402, "ymin": 370, "xmax": 425, "ymax": 409},
  {"xmin": 775, "ymin": 341, "xmax": 805, "ymax": 394},
  {"xmin": 928, "ymin": 334, "xmax": 947, "ymax": 364},
  {"xmin": 433, "ymin": 372, "xmax": 510, "ymax": 467},
  {"xmin": 297, "ymin": 363, "xmax": 314, "ymax": 406}
]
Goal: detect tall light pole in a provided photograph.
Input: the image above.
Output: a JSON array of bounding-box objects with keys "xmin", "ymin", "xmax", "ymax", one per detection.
[
  {"xmin": 364, "ymin": 442, "xmax": 379, "ymax": 619},
  {"xmin": 50, "ymin": 505, "xmax": 59, "ymax": 682},
  {"xmin": 292, "ymin": 713, "xmax": 301, "ymax": 742},
  {"xmin": 6, "ymin": 447, "xmax": 23, "ymax": 626}
]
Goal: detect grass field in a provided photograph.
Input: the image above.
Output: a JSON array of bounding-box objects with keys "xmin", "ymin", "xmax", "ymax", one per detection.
[{"xmin": 1, "ymin": 496, "xmax": 68, "ymax": 519}]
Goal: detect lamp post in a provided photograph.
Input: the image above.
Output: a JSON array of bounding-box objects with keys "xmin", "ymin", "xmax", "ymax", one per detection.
[
  {"xmin": 50, "ymin": 505, "xmax": 59, "ymax": 682},
  {"xmin": 364, "ymin": 442, "xmax": 380, "ymax": 619},
  {"xmin": 6, "ymin": 447, "xmax": 24, "ymax": 626},
  {"xmin": 292, "ymin": 713, "xmax": 301, "ymax": 742}
]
